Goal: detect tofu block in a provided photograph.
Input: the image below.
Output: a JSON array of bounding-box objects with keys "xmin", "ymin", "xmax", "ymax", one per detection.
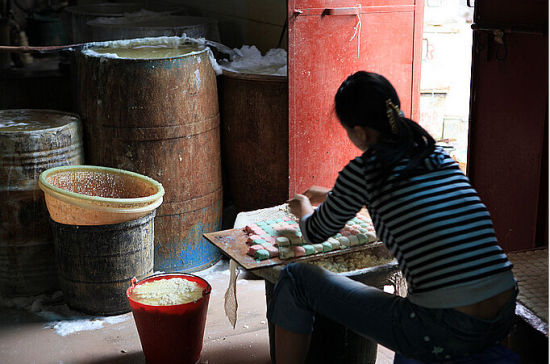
[
  {"xmin": 312, "ymin": 244, "xmax": 324, "ymax": 253},
  {"xmin": 247, "ymin": 244, "xmax": 265, "ymax": 257},
  {"xmin": 264, "ymin": 244, "xmax": 279, "ymax": 258},
  {"xmin": 293, "ymin": 245, "xmax": 306, "ymax": 257},
  {"xmin": 356, "ymin": 234, "xmax": 369, "ymax": 245},
  {"xmin": 348, "ymin": 235, "xmax": 360, "ymax": 246},
  {"xmin": 366, "ymin": 232, "xmax": 377, "ymax": 242},
  {"xmin": 246, "ymin": 234, "xmax": 261, "ymax": 245},
  {"xmin": 303, "ymin": 245, "xmax": 315, "ymax": 255},
  {"xmin": 328, "ymin": 238, "xmax": 341, "ymax": 250},
  {"xmin": 255, "ymin": 249, "xmax": 270, "ymax": 260},
  {"xmin": 322, "ymin": 242, "xmax": 332, "ymax": 252},
  {"xmin": 252, "ymin": 238, "xmax": 268, "ymax": 246},
  {"xmin": 275, "ymin": 236, "xmax": 290, "ymax": 247},
  {"xmin": 279, "ymin": 247, "xmax": 294, "ymax": 259},
  {"xmin": 289, "ymin": 235, "xmax": 304, "ymax": 245},
  {"xmin": 338, "ymin": 236, "xmax": 351, "ymax": 248}
]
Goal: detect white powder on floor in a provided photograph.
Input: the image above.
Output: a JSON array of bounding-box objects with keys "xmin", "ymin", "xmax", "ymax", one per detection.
[
  {"xmin": 131, "ymin": 278, "xmax": 204, "ymax": 306},
  {"xmin": 44, "ymin": 315, "xmax": 129, "ymax": 336},
  {"xmin": 0, "ymin": 290, "xmax": 130, "ymax": 336}
]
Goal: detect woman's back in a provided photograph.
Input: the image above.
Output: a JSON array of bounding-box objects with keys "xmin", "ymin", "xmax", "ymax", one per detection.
[{"xmin": 361, "ymin": 146, "xmax": 514, "ymax": 308}]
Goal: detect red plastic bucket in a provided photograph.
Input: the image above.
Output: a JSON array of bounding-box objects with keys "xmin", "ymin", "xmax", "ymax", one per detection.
[{"xmin": 127, "ymin": 273, "xmax": 211, "ymax": 364}]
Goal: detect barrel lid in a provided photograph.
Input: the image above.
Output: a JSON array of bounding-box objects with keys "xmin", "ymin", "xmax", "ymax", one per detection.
[{"xmin": 0, "ymin": 109, "xmax": 80, "ymax": 133}]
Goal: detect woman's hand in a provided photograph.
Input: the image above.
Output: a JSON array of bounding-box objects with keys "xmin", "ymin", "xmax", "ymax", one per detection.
[
  {"xmin": 287, "ymin": 194, "xmax": 314, "ymax": 219},
  {"xmin": 303, "ymin": 186, "xmax": 331, "ymax": 205}
]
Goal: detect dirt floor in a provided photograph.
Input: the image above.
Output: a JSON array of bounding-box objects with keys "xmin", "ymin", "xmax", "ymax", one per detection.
[{"xmin": 0, "ymin": 259, "xmax": 394, "ymax": 364}]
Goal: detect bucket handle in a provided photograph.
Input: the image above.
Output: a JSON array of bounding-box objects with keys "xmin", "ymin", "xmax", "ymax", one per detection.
[{"xmin": 130, "ymin": 277, "xmax": 138, "ymax": 288}]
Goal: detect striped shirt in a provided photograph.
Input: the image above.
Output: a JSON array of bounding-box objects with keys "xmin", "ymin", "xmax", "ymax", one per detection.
[{"xmin": 301, "ymin": 147, "xmax": 515, "ymax": 308}]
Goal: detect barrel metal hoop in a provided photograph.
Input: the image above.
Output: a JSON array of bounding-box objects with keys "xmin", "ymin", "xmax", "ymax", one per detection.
[
  {"xmin": 157, "ymin": 187, "xmax": 222, "ymax": 216},
  {"xmin": 98, "ymin": 114, "xmax": 220, "ymax": 141}
]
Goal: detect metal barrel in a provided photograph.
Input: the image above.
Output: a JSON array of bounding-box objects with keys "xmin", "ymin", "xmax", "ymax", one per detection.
[
  {"xmin": 51, "ymin": 211, "xmax": 155, "ymax": 315},
  {"xmin": 77, "ymin": 39, "xmax": 222, "ymax": 273},
  {"xmin": 0, "ymin": 109, "xmax": 84, "ymax": 296}
]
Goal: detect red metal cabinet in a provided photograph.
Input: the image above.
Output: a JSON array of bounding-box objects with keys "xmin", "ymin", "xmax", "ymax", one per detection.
[
  {"xmin": 287, "ymin": 0, "xmax": 424, "ymax": 196},
  {"xmin": 467, "ymin": 0, "xmax": 548, "ymax": 252}
]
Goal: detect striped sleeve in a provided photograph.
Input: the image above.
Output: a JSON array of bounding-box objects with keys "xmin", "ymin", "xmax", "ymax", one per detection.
[{"xmin": 302, "ymin": 158, "xmax": 367, "ymax": 243}]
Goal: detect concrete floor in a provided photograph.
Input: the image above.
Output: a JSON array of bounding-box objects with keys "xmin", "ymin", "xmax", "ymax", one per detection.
[{"xmin": 0, "ymin": 259, "xmax": 394, "ymax": 364}]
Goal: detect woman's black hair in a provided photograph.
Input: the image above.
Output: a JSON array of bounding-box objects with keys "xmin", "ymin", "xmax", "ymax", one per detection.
[{"xmin": 335, "ymin": 71, "xmax": 435, "ymax": 183}]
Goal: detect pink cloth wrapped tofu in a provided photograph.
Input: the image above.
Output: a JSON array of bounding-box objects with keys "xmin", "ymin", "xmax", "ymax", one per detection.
[
  {"xmin": 253, "ymin": 228, "xmax": 266, "ymax": 235},
  {"xmin": 246, "ymin": 234, "xmax": 262, "ymax": 245},
  {"xmin": 292, "ymin": 246, "xmax": 306, "ymax": 258},
  {"xmin": 264, "ymin": 244, "xmax": 279, "ymax": 258},
  {"xmin": 247, "ymin": 244, "xmax": 265, "ymax": 257},
  {"xmin": 243, "ymin": 224, "xmax": 257, "ymax": 234}
]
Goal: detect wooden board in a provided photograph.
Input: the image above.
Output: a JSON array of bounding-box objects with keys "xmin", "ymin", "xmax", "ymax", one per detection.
[{"xmin": 204, "ymin": 228, "xmax": 388, "ymax": 271}]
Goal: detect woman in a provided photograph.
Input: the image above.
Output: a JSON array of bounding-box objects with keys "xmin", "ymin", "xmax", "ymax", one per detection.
[{"xmin": 267, "ymin": 71, "xmax": 517, "ymax": 364}]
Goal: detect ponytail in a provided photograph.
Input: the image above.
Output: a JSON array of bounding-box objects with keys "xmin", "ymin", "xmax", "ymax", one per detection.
[{"xmin": 372, "ymin": 115, "xmax": 435, "ymax": 183}]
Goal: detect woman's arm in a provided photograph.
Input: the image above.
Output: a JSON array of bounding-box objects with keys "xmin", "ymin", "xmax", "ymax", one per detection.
[
  {"xmin": 303, "ymin": 186, "xmax": 331, "ymax": 205},
  {"xmin": 291, "ymin": 159, "xmax": 368, "ymax": 243},
  {"xmin": 287, "ymin": 194, "xmax": 314, "ymax": 219},
  {"xmin": 286, "ymin": 186, "xmax": 331, "ymax": 219}
]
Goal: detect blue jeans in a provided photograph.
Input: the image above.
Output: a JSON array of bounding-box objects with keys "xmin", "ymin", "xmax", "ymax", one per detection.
[{"xmin": 266, "ymin": 263, "xmax": 517, "ymax": 363}]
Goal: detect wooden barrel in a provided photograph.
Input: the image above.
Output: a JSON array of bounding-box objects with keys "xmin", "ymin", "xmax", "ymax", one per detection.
[
  {"xmin": 0, "ymin": 109, "xmax": 84, "ymax": 296},
  {"xmin": 51, "ymin": 211, "xmax": 155, "ymax": 315},
  {"xmin": 77, "ymin": 38, "xmax": 222, "ymax": 273},
  {"xmin": 62, "ymin": 2, "xmax": 142, "ymax": 43},
  {"xmin": 62, "ymin": 3, "xmax": 190, "ymax": 43},
  {"xmin": 87, "ymin": 15, "xmax": 220, "ymax": 43},
  {"xmin": 219, "ymin": 71, "xmax": 289, "ymax": 212}
]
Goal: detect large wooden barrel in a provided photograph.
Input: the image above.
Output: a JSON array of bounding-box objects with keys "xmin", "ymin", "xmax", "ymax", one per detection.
[
  {"xmin": 62, "ymin": 3, "xmax": 190, "ymax": 43},
  {"xmin": 219, "ymin": 71, "xmax": 289, "ymax": 212},
  {"xmin": 87, "ymin": 15, "xmax": 220, "ymax": 43},
  {"xmin": 51, "ymin": 211, "xmax": 155, "ymax": 315},
  {"xmin": 0, "ymin": 109, "xmax": 84, "ymax": 296},
  {"xmin": 62, "ymin": 3, "xmax": 143, "ymax": 43},
  {"xmin": 77, "ymin": 38, "xmax": 222, "ymax": 272}
]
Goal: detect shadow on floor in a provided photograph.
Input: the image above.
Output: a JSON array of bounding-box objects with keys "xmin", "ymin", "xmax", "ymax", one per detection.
[
  {"xmin": 200, "ymin": 344, "xmax": 272, "ymax": 364},
  {"xmin": 71, "ymin": 351, "xmax": 145, "ymax": 364}
]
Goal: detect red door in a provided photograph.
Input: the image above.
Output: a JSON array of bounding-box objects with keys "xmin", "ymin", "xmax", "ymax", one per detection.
[
  {"xmin": 288, "ymin": 0, "xmax": 425, "ymax": 196},
  {"xmin": 468, "ymin": 0, "xmax": 548, "ymax": 252}
]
